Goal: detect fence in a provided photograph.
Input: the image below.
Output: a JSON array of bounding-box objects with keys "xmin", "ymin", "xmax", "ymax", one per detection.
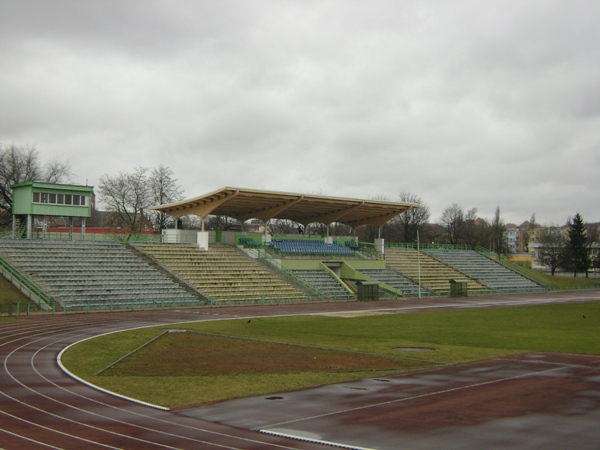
[
  {"xmin": 0, "ymin": 228, "xmax": 162, "ymax": 243},
  {"xmin": 0, "ymin": 294, "xmax": 360, "ymax": 318}
]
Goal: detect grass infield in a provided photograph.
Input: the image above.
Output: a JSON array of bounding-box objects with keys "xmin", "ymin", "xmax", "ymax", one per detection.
[{"xmin": 62, "ymin": 301, "xmax": 600, "ymax": 409}]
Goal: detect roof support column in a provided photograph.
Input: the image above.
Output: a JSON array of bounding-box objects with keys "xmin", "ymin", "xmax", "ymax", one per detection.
[
  {"xmin": 27, "ymin": 214, "xmax": 32, "ymax": 239},
  {"xmin": 375, "ymin": 227, "xmax": 384, "ymax": 255}
]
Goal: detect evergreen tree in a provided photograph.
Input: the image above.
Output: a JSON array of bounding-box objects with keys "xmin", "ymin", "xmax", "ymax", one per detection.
[{"xmin": 564, "ymin": 213, "xmax": 592, "ymax": 278}]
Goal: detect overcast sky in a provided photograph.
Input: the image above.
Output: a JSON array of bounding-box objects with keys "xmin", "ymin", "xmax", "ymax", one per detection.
[{"xmin": 1, "ymin": 1, "xmax": 599, "ymax": 226}]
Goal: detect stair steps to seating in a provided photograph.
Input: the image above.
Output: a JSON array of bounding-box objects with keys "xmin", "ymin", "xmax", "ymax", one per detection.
[
  {"xmin": 359, "ymin": 268, "xmax": 430, "ymax": 297},
  {"xmin": 291, "ymin": 269, "xmax": 353, "ymax": 299}
]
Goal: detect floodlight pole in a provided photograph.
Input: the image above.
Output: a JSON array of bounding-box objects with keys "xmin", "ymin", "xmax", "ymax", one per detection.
[{"xmin": 417, "ymin": 230, "xmax": 421, "ymax": 299}]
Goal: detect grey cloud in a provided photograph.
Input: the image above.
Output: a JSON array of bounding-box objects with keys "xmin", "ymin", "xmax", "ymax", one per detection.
[{"xmin": 1, "ymin": 1, "xmax": 599, "ymax": 225}]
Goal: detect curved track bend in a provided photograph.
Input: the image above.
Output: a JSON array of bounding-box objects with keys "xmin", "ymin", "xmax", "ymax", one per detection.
[{"xmin": 1, "ymin": 292, "xmax": 599, "ymax": 449}]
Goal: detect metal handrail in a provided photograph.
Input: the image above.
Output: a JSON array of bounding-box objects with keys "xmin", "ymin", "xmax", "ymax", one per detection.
[
  {"xmin": 385, "ymin": 242, "xmax": 472, "ymax": 251},
  {"xmin": 0, "ymin": 254, "xmax": 53, "ymax": 310}
]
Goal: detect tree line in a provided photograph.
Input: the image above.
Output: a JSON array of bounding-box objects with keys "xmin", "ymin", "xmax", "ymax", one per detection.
[
  {"xmin": 1, "ymin": 145, "xmax": 597, "ymax": 276},
  {"xmin": 537, "ymin": 213, "xmax": 596, "ymax": 278},
  {"xmin": 0, "ymin": 145, "xmax": 183, "ymax": 232}
]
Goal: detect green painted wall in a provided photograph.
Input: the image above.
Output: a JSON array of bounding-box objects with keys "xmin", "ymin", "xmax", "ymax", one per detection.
[
  {"xmin": 11, "ymin": 182, "xmax": 94, "ymax": 218},
  {"xmin": 280, "ymin": 260, "xmax": 324, "ymax": 270}
]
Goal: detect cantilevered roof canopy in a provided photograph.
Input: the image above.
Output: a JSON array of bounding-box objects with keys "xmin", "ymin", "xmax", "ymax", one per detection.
[{"xmin": 151, "ymin": 187, "xmax": 418, "ymax": 228}]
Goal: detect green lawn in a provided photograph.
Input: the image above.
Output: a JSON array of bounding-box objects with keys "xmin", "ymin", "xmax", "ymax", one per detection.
[
  {"xmin": 62, "ymin": 301, "xmax": 600, "ymax": 408},
  {"xmin": 536, "ymin": 272, "xmax": 600, "ymax": 288},
  {"xmin": 0, "ymin": 276, "xmax": 40, "ymax": 316}
]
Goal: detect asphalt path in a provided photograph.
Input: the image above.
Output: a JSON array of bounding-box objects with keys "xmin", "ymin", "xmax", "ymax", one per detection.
[{"xmin": 1, "ymin": 290, "xmax": 599, "ymax": 449}]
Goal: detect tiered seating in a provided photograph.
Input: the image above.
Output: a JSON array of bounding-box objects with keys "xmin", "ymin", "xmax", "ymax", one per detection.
[
  {"xmin": 269, "ymin": 239, "xmax": 354, "ymax": 255},
  {"xmin": 385, "ymin": 249, "xmax": 487, "ymax": 295},
  {"xmin": 291, "ymin": 270, "xmax": 352, "ymax": 299},
  {"xmin": 0, "ymin": 239, "xmax": 201, "ymax": 309},
  {"xmin": 136, "ymin": 244, "xmax": 308, "ymax": 303},
  {"xmin": 425, "ymin": 249, "xmax": 545, "ymax": 292},
  {"xmin": 359, "ymin": 268, "xmax": 430, "ymax": 297}
]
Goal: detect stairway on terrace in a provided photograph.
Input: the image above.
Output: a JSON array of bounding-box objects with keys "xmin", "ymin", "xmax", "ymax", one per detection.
[
  {"xmin": 424, "ymin": 249, "xmax": 545, "ymax": 292},
  {"xmin": 359, "ymin": 268, "xmax": 429, "ymax": 297},
  {"xmin": 385, "ymin": 249, "xmax": 487, "ymax": 295},
  {"xmin": 135, "ymin": 244, "xmax": 308, "ymax": 303},
  {"xmin": 291, "ymin": 269, "xmax": 352, "ymax": 299},
  {"xmin": 0, "ymin": 239, "xmax": 202, "ymax": 309}
]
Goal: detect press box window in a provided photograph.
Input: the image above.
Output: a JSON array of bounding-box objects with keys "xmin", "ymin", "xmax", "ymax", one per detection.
[{"xmin": 31, "ymin": 191, "xmax": 88, "ymax": 206}]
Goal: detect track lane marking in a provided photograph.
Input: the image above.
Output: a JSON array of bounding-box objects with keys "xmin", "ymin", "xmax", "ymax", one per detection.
[
  {"xmin": 257, "ymin": 365, "xmax": 568, "ymax": 430},
  {"xmin": 3, "ymin": 315, "xmax": 318, "ymax": 450}
]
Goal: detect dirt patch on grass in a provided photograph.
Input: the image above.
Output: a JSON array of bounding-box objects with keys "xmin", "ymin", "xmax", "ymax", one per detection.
[{"xmin": 103, "ymin": 332, "xmax": 425, "ymax": 376}]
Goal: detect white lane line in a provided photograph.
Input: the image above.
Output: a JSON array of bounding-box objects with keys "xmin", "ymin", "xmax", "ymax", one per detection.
[
  {"xmin": 0, "ymin": 426, "xmax": 64, "ymax": 449},
  {"xmin": 23, "ymin": 320, "xmax": 311, "ymax": 449},
  {"xmin": 258, "ymin": 365, "xmax": 568, "ymax": 430},
  {"xmin": 261, "ymin": 429, "xmax": 375, "ymax": 450}
]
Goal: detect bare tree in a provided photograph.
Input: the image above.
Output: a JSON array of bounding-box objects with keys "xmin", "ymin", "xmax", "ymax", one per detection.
[
  {"xmin": 268, "ymin": 219, "xmax": 298, "ymax": 235},
  {"xmin": 538, "ymin": 226, "xmax": 564, "ymax": 276},
  {"xmin": 180, "ymin": 214, "xmax": 203, "ymax": 229},
  {"xmin": 396, "ymin": 192, "xmax": 430, "ymax": 243},
  {"xmin": 98, "ymin": 167, "xmax": 152, "ymax": 235},
  {"xmin": 44, "ymin": 157, "xmax": 72, "ymax": 184},
  {"xmin": 462, "ymin": 208, "xmax": 479, "ymax": 247},
  {"xmin": 204, "ymin": 215, "xmax": 241, "ymax": 231},
  {"xmin": 462, "ymin": 208, "xmax": 495, "ymax": 248},
  {"xmin": 521, "ymin": 213, "xmax": 537, "ymax": 252},
  {"xmin": 148, "ymin": 165, "xmax": 184, "ymax": 230},
  {"xmin": 439, "ymin": 203, "xmax": 464, "ymax": 244},
  {"xmin": 490, "ymin": 206, "xmax": 505, "ymax": 253},
  {"xmin": 0, "ymin": 145, "xmax": 71, "ymax": 224}
]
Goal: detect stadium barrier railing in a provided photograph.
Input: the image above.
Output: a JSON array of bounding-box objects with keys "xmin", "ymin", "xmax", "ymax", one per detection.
[
  {"xmin": 0, "ymin": 254, "xmax": 53, "ymax": 311},
  {"xmin": 3, "ymin": 280, "xmax": 600, "ymax": 318}
]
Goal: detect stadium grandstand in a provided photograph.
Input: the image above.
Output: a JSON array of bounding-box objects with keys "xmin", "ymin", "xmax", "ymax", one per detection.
[{"xmin": 0, "ymin": 185, "xmax": 547, "ymax": 313}]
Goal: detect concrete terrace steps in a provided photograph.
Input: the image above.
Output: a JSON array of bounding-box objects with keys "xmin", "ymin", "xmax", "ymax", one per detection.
[
  {"xmin": 359, "ymin": 268, "xmax": 430, "ymax": 297},
  {"xmin": 384, "ymin": 249, "xmax": 488, "ymax": 294},
  {"xmin": 0, "ymin": 239, "xmax": 202, "ymax": 308},
  {"xmin": 135, "ymin": 243, "xmax": 309, "ymax": 303},
  {"xmin": 424, "ymin": 249, "xmax": 545, "ymax": 292},
  {"xmin": 291, "ymin": 269, "xmax": 353, "ymax": 299}
]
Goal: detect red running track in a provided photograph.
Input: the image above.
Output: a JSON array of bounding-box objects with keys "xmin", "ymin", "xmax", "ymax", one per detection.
[{"xmin": 1, "ymin": 291, "xmax": 599, "ymax": 449}]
